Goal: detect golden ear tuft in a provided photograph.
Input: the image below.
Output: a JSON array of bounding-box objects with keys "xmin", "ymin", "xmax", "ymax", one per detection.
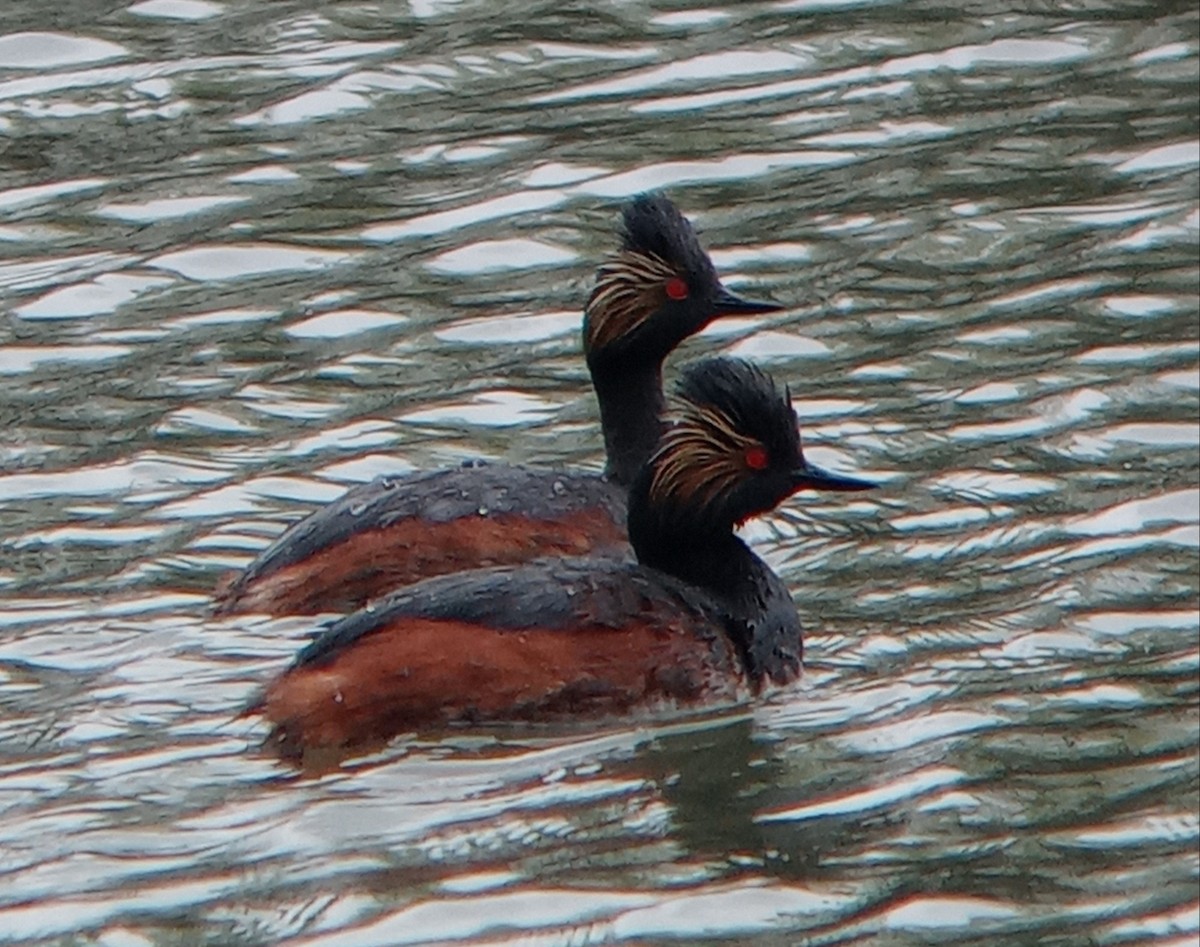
[
  {"xmin": 585, "ymin": 251, "xmax": 679, "ymax": 353},
  {"xmin": 648, "ymin": 400, "xmax": 764, "ymax": 518}
]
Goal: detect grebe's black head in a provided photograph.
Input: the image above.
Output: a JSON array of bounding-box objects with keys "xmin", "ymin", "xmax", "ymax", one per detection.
[
  {"xmin": 583, "ymin": 194, "xmax": 783, "ymax": 369},
  {"xmin": 635, "ymin": 357, "xmax": 875, "ymax": 539}
]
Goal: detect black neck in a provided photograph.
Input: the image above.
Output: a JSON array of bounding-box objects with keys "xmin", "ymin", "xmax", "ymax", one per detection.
[
  {"xmin": 589, "ymin": 358, "xmax": 665, "ymax": 487},
  {"xmin": 627, "ymin": 481, "xmax": 803, "ymax": 684}
]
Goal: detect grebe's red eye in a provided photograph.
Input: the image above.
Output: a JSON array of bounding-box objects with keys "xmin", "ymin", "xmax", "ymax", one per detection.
[
  {"xmin": 745, "ymin": 446, "xmax": 769, "ymax": 471},
  {"xmin": 664, "ymin": 277, "xmax": 689, "ymax": 301}
]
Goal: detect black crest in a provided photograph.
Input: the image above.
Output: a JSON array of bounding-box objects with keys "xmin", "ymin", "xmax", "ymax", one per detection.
[
  {"xmin": 632, "ymin": 356, "xmax": 804, "ymax": 549},
  {"xmin": 675, "ymin": 356, "xmax": 801, "ymax": 467},
  {"xmin": 620, "ymin": 192, "xmax": 719, "ymax": 290}
]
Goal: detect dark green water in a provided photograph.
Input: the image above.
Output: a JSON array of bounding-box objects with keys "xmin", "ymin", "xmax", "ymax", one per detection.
[{"xmin": 0, "ymin": 1, "xmax": 1197, "ymax": 944}]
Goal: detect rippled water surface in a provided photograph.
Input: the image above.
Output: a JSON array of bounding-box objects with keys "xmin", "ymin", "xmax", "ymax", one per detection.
[{"xmin": 1, "ymin": 1, "xmax": 1198, "ymax": 944}]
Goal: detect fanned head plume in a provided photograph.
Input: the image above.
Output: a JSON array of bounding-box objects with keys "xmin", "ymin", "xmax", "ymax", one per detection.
[
  {"xmin": 584, "ymin": 194, "xmax": 783, "ymax": 364},
  {"xmin": 620, "ymin": 192, "xmax": 720, "ymax": 288},
  {"xmin": 647, "ymin": 357, "xmax": 801, "ymax": 529}
]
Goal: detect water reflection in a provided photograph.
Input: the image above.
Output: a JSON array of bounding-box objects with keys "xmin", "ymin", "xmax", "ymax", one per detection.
[{"xmin": 0, "ymin": 0, "xmax": 1197, "ymax": 944}]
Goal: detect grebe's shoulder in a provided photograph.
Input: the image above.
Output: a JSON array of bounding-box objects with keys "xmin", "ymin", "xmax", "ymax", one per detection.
[
  {"xmin": 223, "ymin": 465, "xmax": 626, "ymax": 595},
  {"xmin": 291, "ymin": 555, "xmax": 734, "ymax": 669}
]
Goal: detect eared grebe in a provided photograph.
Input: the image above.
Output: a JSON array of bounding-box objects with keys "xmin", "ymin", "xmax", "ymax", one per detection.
[
  {"xmin": 214, "ymin": 195, "xmax": 783, "ymax": 616},
  {"xmin": 251, "ymin": 357, "xmax": 875, "ymax": 761}
]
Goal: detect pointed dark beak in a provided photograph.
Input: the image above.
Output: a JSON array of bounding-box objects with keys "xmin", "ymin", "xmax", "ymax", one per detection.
[
  {"xmin": 713, "ymin": 285, "xmax": 785, "ymax": 317},
  {"xmin": 791, "ymin": 461, "xmax": 876, "ymax": 493}
]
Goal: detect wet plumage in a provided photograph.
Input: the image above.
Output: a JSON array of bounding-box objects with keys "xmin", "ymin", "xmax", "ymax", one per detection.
[{"xmin": 250, "ymin": 357, "xmax": 875, "ymax": 762}]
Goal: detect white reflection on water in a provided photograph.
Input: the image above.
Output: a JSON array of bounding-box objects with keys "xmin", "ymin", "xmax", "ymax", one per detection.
[
  {"xmin": 15, "ymin": 272, "xmax": 174, "ymax": 320},
  {"xmin": 883, "ymin": 896, "xmax": 1020, "ymax": 931},
  {"xmin": 363, "ymin": 191, "xmax": 567, "ymax": 242},
  {"xmin": 576, "ymin": 150, "xmax": 859, "ymax": 196},
  {"xmin": 0, "ymin": 178, "xmax": 108, "ymax": 212},
  {"xmin": 148, "ymin": 245, "xmax": 355, "ymax": 280},
  {"xmin": 399, "ymin": 390, "xmax": 562, "ymax": 427},
  {"xmin": 0, "ymin": 32, "xmax": 127, "ymax": 69},
  {"xmin": 426, "ymin": 239, "xmax": 578, "ymax": 275},
  {"xmin": 757, "ymin": 766, "xmax": 968, "ymax": 823},
  {"xmin": 284, "ymin": 310, "xmax": 407, "ymax": 340},
  {"xmin": 634, "ymin": 36, "xmax": 1090, "ymax": 113},
  {"xmin": 530, "ymin": 49, "xmax": 810, "ymax": 104},
  {"xmin": 94, "ymin": 195, "xmax": 248, "ymax": 223},
  {"xmin": 0, "ymin": 344, "xmax": 132, "ymax": 375},
  {"xmin": 128, "ymin": 0, "xmax": 225, "ymax": 21},
  {"xmin": 226, "ymin": 164, "xmax": 302, "ymax": 184},
  {"xmin": 1114, "ymin": 140, "xmax": 1200, "ymax": 174},
  {"xmin": 435, "ymin": 310, "xmax": 578, "ymax": 344}
]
